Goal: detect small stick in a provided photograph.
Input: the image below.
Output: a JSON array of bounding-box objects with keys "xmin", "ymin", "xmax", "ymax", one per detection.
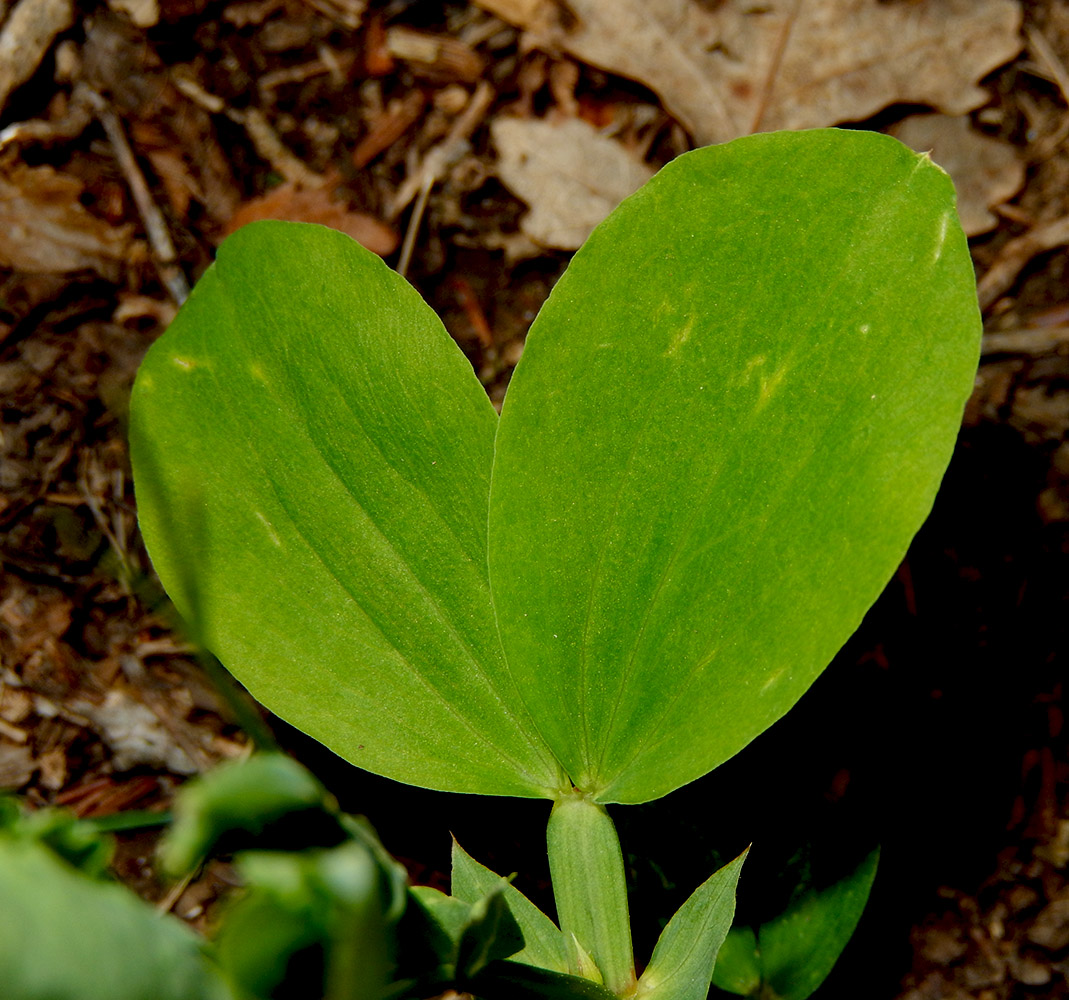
[
  {"xmin": 976, "ymin": 214, "xmax": 1069, "ymax": 310},
  {"xmin": 1027, "ymin": 25, "xmax": 1069, "ymax": 108},
  {"xmin": 982, "ymin": 325, "xmax": 1069, "ymax": 356},
  {"xmin": 393, "ymin": 81, "xmax": 494, "ymax": 276},
  {"xmin": 171, "ymin": 73, "xmax": 325, "ymax": 189},
  {"xmin": 89, "ymin": 91, "xmax": 190, "ymax": 305}
]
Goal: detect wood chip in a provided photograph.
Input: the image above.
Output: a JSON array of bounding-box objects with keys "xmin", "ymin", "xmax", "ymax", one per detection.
[
  {"xmin": 298, "ymin": 0, "xmax": 364, "ymax": 31},
  {"xmin": 0, "ymin": 743, "xmax": 33, "ymax": 789},
  {"xmin": 386, "ymin": 26, "xmax": 486, "ymax": 82},
  {"xmin": 982, "ymin": 326, "xmax": 1069, "ymax": 356},
  {"xmin": 106, "ymin": 0, "xmax": 158, "ymax": 28},
  {"xmin": 352, "ymin": 90, "xmax": 426, "ymax": 169}
]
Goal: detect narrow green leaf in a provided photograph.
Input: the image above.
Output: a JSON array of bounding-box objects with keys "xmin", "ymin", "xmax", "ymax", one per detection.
[
  {"xmin": 488, "ymin": 129, "xmax": 980, "ymax": 802},
  {"xmin": 546, "ymin": 794, "xmax": 634, "ymax": 994},
  {"xmin": 708, "ymin": 926, "xmax": 761, "ymax": 997},
  {"xmin": 451, "ymin": 837, "xmax": 569, "ymax": 973},
  {"xmin": 409, "ymin": 885, "xmax": 472, "ymax": 949},
  {"xmin": 0, "ymin": 798, "xmax": 113, "ymax": 876},
  {"xmin": 130, "ymin": 221, "xmax": 562, "ymax": 799},
  {"xmin": 161, "ymin": 752, "xmax": 340, "ymax": 875},
  {"xmin": 457, "ymin": 888, "xmax": 526, "ymax": 978},
  {"xmin": 0, "ymin": 839, "xmax": 231, "ymax": 1000},
  {"xmin": 758, "ymin": 847, "xmax": 879, "ymax": 1000},
  {"xmin": 221, "ymin": 842, "xmax": 395, "ymax": 1000},
  {"xmin": 638, "ymin": 850, "xmax": 746, "ymax": 1000}
]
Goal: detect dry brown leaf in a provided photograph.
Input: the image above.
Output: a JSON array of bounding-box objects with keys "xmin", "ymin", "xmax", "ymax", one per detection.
[
  {"xmin": 474, "ymin": 0, "xmax": 1022, "ymax": 145},
  {"xmin": 225, "ymin": 182, "xmax": 399, "ymax": 257},
  {"xmin": 0, "ymin": 163, "xmax": 134, "ymax": 278},
  {"xmin": 890, "ymin": 114, "xmax": 1024, "ymax": 236},
  {"xmin": 491, "ymin": 115, "xmax": 654, "ymax": 250}
]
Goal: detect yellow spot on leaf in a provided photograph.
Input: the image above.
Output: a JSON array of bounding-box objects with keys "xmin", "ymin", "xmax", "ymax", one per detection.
[
  {"xmin": 255, "ymin": 512, "xmax": 282, "ymax": 547},
  {"xmin": 664, "ymin": 316, "xmax": 696, "ymax": 357}
]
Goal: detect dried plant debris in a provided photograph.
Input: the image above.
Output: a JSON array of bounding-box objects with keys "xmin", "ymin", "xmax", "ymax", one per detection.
[
  {"xmin": 0, "ymin": 162, "xmax": 135, "ymax": 279},
  {"xmin": 491, "ymin": 114, "xmax": 653, "ymax": 249},
  {"xmin": 0, "ymin": 0, "xmax": 75, "ymax": 113},
  {"xmin": 225, "ymin": 181, "xmax": 399, "ymax": 256},
  {"xmin": 890, "ymin": 115, "xmax": 1025, "ymax": 236},
  {"xmin": 476, "ymin": 0, "xmax": 1023, "ymax": 144}
]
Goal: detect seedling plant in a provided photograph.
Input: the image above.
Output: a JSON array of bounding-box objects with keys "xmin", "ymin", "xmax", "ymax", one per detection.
[{"xmin": 1, "ymin": 128, "xmax": 981, "ymax": 1000}]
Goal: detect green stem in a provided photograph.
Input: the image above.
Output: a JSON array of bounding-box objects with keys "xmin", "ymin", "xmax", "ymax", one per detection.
[{"xmin": 547, "ymin": 791, "xmax": 635, "ymax": 997}]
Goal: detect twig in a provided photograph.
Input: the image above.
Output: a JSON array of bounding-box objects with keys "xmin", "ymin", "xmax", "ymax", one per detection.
[
  {"xmin": 982, "ymin": 325, "xmax": 1069, "ymax": 356},
  {"xmin": 352, "ymin": 89, "xmax": 425, "ymax": 169},
  {"xmin": 976, "ymin": 214, "xmax": 1069, "ymax": 310},
  {"xmin": 396, "ymin": 172, "xmax": 434, "ymax": 277},
  {"xmin": 392, "ymin": 80, "xmax": 494, "ymax": 276},
  {"xmin": 172, "ymin": 72, "xmax": 325, "ymax": 189},
  {"xmin": 88, "ymin": 91, "xmax": 190, "ymax": 305},
  {"xmin": 750, "ymin": 0, "xmax": 804, "ymax": 134},
  {"xmin": 158, "ymin": 867, "xmax": 197, "ymax": 914}
]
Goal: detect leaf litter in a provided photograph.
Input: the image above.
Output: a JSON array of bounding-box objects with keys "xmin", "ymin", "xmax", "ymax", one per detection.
[{"xmin": 0, "ymin": 0, "xmax": 1068, "ymax": 995}]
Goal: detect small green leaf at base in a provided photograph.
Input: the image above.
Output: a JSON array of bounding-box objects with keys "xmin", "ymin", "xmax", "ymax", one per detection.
[
  {"xmin": 161, "ymin": 752, "xmax": 341, "ymax": 876},
  {"xmin": 637, "ymin": 849, "xmax": 747, "ymax": 1000},
  {"xmin": 451, "ymin": 838, "xmax": 569, "ymax": 973},
  {"xmin": 457, "ymin": 888, "xmax": 527, "ymax": 978},
  {"xmin": 712, "ymin": 846, "xmax": 879, "ymax": 1000}
]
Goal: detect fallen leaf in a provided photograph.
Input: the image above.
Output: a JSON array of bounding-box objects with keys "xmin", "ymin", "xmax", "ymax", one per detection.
[
  {"xmin": 890, "ymin": 114, "xmax": 1024, "ymax": 236},
  {"xmin": 474, "ymin": 0, "xmax": 1023, "ymax": 145},
  {"xmin": 0, "ymin": 163, "xmax": 134, "ymax": 278},
  {"xmin": 491, "ymin": 115, "xmax": 654, "ymax": 250},
  {"xmin": 225, "ymin": 182, "xmax": 399, "ymax": 256}
]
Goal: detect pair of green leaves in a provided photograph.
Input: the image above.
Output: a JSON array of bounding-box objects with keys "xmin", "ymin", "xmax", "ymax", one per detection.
[
  {"xmin": 130, "ymin": 128, "xmax": 980, "ymax": 805},
  {"xmin": 449, "ymin": 830, "xmax": 744, "ymax": 1000}
]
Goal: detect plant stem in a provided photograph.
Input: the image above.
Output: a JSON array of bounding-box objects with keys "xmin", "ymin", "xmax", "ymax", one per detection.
[{"xmin": 547, "ymin": 791, "xmax": 635, "ymax": 997}]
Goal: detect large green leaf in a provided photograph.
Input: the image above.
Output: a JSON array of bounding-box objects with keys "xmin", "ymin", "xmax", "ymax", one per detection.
[
  {"xmin": 132, "ymin": 130, "xmax": 979, "ymax": 804},
  {"xmin": 488, "ymin": 129, "xmax": 980, "ymax": 802},
  {"xmin": 130, "ymin": 221, "xmax": 562, "ymax": 798}
]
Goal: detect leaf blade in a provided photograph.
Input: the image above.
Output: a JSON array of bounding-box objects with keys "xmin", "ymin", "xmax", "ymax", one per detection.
[
  {"xmin": 451, "ymin": 837, "xmax": 569, "ymax": 973},
  {"xmin": 131, "ymin": 221, "xmax": 562, "ymax": 797},
  {"xmin": 638, "ymin": 850, "xmax": 746, "ymax": 1000},
  {"xmin": 488, "ymin": 129, "xmax": 980, "ymax": 801}
]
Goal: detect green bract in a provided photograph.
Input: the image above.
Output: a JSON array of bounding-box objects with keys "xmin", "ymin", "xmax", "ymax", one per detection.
[{"xmin": 130, "ymin": 128, "xmax": 980, "ymax": 806}]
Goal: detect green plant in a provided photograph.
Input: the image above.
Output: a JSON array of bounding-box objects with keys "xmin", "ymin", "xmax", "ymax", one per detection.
[{"xmin": 124, "ymin": 128, "xmax": 979, "ymax": 999}]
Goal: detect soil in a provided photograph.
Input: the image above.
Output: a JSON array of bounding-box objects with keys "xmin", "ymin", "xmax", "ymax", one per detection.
[{"xmin": 2, "ymin": 2, "xmax": 1069, "ymax": 999}]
